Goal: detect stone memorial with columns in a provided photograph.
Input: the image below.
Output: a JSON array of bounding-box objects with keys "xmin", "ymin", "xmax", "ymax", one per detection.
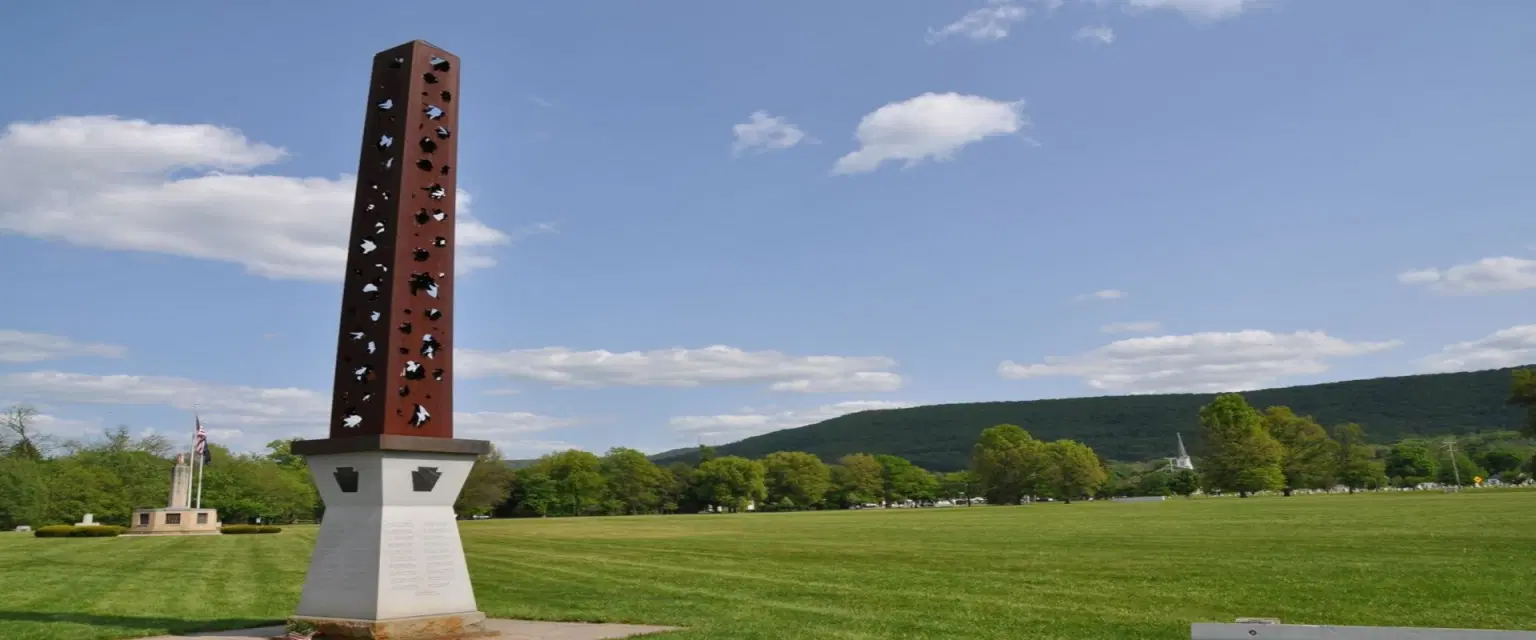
[{"xmin": 125, "ymin": 453, "xmax": 220, "ymax": 536}]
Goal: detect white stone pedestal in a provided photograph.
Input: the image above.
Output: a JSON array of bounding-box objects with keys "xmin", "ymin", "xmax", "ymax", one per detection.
[{"xmin": 296, "ymin": 447, "xmax": 484, "ymax": 628}]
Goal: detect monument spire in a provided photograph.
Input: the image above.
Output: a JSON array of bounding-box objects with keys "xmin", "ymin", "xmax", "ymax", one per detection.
[
  {"xmin": 288, "ymin": 40, "xmax": 494, "ymax": 640},
  {"xmin": 326, "ymin": 40, "xmax": 460, "ymax": 442}
]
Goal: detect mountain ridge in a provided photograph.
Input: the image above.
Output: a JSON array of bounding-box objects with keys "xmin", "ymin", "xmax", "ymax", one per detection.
[{"xmin": 651, "ymin": 366, "xmax": 1530, "ymax": 471}]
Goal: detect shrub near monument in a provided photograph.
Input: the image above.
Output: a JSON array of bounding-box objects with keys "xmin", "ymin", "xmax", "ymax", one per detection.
[
  {"xmin": 33, "ymin": 525, "xmax": 123, "ymax": 538},
  {"xmin": 219, "ymin": 524, "xmax": 282, "ymax": 534}
]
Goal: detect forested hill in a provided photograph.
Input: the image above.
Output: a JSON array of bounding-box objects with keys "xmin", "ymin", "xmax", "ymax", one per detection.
[{"xmin": 654, "ymin": 367, "xmax": 1529, "ymax": 471}]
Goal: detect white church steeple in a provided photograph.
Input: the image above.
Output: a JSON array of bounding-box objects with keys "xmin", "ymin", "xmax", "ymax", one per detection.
[{"xmin": 1173, "ymin": 433, "xmax": 1194, "ymax": 470}]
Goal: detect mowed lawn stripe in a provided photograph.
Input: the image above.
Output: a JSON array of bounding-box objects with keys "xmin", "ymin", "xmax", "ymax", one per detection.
[
  {"xmin": 486, "ymin": 540, "xmax": 1201, "ymax": 622},
  {"xmin": 1, "ymin": 491, "xmax": 1532, "ymax": 639},
  {"xmin": 2, "ymin": 537, "xmax": 148, "ymax": 624},
  {"xmin": 471, "ymin": 553, "xmax": 931, "ymax": 639}
]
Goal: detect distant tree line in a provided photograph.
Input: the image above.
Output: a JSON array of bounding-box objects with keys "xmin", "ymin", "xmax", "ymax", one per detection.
[{"xmin": 2, "ymin": 369, "xmax": 1533, "ymax": 528}]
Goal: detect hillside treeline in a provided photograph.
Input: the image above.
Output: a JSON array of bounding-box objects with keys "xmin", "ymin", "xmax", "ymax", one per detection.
[
  {"xmin": 3, "ymin": 368, "xmax": 1531, "ymax": 527},
  {"xmin": 658, "ymin": 367, "xmax": 1532, "ymax": 470}
]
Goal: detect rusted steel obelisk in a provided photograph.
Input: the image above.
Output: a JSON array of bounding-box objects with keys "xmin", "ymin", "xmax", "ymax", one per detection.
[{"xmin": 290, "ymin": 40, "xmax": 495, "ymax": 640}]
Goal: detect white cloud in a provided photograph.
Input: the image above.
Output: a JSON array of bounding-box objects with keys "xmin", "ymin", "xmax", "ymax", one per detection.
[
  {"xmin": 999, "ymin": 330, "xmax": 1402, "ymax": 393},
  {"xmin": 1100, "ymin": 321, "xmax": 1161, "ymax": 334},
  {"xmin": 455, "ymin": 410, "xmax": 576, "ymax": 435},
  {"xmin": 0, "ymin": 371, "xmax": 329, "ymax": 428},
  {"xmin": 766, "ymin": 373, "xmax": 903, "ymax": 393},
  {"xmin": 453, "ymin": 411, "xmax": 580, "ymax": 457},
  {"xmin": 926, "ymin": 0, "xmax": 1067, "ymax": 43},
  {"xmin": 507, "ymin": 221, "xmax": 559, "ymax": 241},
  {"xmin": 1420, "ymin": 325, "xmax": 1536, "ymax": 373},
  {"xmin": 1124, "ymin": 0, "xmax": 1266, "ymax": 22},
  {"xmin": 494, "ymin": 439, "xmax": 581, "ymax": 459},
  {"xmin": 30, "ymin": 413, "xmax": 105, "ymax": 440},
  {"xmin": 0, "ymin": 115, "xmax": 513, "ymax": 282},
  {"xmin": 1074, "ymin": 26, "xmax": 1117, "ymax": 44},
  {"xmin": 456, "ymin": 345, "xmax": 903, "ymax": 393},
  {"xmin": 1398, "ymin": 257, "xmax": 1536, "ymax": 295},
  {"xmin": 927, "ymin": 2, "xmax": 1031, "ymax": 43},
  {"xmin": 1076, "ymin": 289, "xmax": 1126, "ymax": 302},
  {"xmin": 732, "ymin": 111, "xmax": 809, "ymax": 155},
  {"xmin": 0, "ymin": 370, "xmax": 573, "ymax": 451},
  {"xmin": 670, "ymin": 400, "xmax": 912, "ymax": 441},
  {"xmin": 832, "ymin": 93, "xmax": 1027, "ymax": 175},
  {"xmin": 205, "ymin": 427, "xmax": 244, "ymax": 441},
  {"xmin": 0, "ymin": 330, "xmax": 125, "ymax": 363}
]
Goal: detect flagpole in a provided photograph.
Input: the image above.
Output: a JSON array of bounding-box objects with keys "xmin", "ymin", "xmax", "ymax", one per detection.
[
  {"xmin": 196, "ymin": 449, "xmax": 206, "ymax": 509},
  {"xmin": 188, "ymin": 408, "xmax": 201, "ymax": 509},
  {"xmin": 195, "ymin": 414, "xmax": 206, "ymax": 510},
  {"xmin": 187, "ymin": 414, "xmax": 199, "ymax": 508}
]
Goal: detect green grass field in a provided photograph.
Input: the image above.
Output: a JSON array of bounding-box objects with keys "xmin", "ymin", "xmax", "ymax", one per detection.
[{"xmin": 1, "ymin": 491, "xmax": 1532, "ymax": 640}]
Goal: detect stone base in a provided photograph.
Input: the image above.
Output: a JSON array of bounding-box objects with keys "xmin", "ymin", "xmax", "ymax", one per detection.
[
  {"xmin": 121, "ymin": 530, "xmax": 224, "ymax": 536},
  {"xmin": 147, "ymin": 617, "xmax": 681, "ymax": 639},
  {"xmin": 125, "ymin": 506, "xmax": 221, "ymax": 537},
  {"xmin": 294, "ymin": 449, "xmax": 482, "ymax": 621},
  {"xmin": 291, "ymin": 611, "xmax": 492, "ymax": 639},
  {"xmin": 124, "ymin": 508, "xmax": 221, "ymax": 536}
]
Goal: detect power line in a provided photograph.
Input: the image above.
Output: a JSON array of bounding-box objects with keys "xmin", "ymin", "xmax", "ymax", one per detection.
[{"xmin": 1442, "ymin": 438, "xmax": 1462, "ymax": 491}]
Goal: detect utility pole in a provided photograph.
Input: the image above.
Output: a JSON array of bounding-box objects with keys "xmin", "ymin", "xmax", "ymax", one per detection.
[{"xmin": 1443, "ymin": 438, "xmax": 1462, "ymax": 490}]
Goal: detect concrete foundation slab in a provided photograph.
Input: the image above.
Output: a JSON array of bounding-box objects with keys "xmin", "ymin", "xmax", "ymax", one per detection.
[
  {"xmin": 140, "ymin": 618, "xmax": 680, "ymax": 640},
  {"xmin": 290, "ymin": 611, "xmax": 491, "ymax": 639}
]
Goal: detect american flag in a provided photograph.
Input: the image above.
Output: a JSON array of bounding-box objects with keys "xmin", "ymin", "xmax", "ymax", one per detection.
[{"xmin": 194, "ymin": 417, "xmax": 211, "ymax": 466}]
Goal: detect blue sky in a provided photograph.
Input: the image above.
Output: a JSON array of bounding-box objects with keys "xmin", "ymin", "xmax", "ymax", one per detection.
[{"xmin": 1, "ymin": 0, "xmax": 1533, "ymax": 459}]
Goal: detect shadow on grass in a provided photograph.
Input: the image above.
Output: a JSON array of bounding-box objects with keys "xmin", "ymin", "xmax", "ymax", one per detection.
[{"xmin": 0, "ymin": 610, "xmax": 279, "ymax": 635}]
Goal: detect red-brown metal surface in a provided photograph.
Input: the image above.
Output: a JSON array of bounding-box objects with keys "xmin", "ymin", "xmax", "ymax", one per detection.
[{"xmin": 329, "ymin": 41, "xmax": 460, "ymax": 440}]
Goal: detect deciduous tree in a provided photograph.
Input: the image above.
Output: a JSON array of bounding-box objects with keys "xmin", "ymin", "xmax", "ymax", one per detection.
[
  {"xmin": 264, "ymin": 438, "xmax": 306, "ymax": 471},
  {"xmin": 831, "ymin": 454, "xmax": 883, "ymax": 506},
  {"xmin": 599, "ymin": 447, "xmax": 667, "ymax": 515},
  {"xmin": 694, "ymin": 456, "xmax": 766, "ymax": 512},
  {"xmin": 1041, "ymin": 439, "xmax": 1107, "ymax": 503},
  {"xmin": 1168, "ymin": 468, "xmax": 1200, "ymax": 498},
  {"xmin": 874, "ymin": 454, "xmax": 931, "ymax": 506},
  {"xmin": 1332, "ymin": 423, "xmax": 1384, "ymax": 492},
  {"xmin": 531, "ymin": 450, "xmax": 606, "ymax": 516},
  {"xmin": 1262, "ymin": 406, "xmax": 1340, "ymax": 495},
  {"xmin": 939, "ymin": 470, "xmax": 978, "ymax": 504},
  {"xmin": 761, "ymin": 451, "xmax": 832, "ymax": 509},
  {"xmin": 1475, "ymin": 448, "xmax": 1524, "ymax": 477},
  {"xmin": 1198, "ymin": 394, "xmax": 1284, "ymax": 497},
  {"xmin": 970, "ymin": 424, "xmax": 1046, "ymax": 504},
  {"xmin": 503, "ymin": 470, "xmax": 557, "ymax": 517},
  {"xmin": 662, "ymin": 462, "xmax": 699, "ymax": 513},
  {"xmin": 199, "ymin": 444, "xmax": 317, "ymax": 524},
  {"xmin": 1434, "ymin": 445, "xmax": 1486, "ymax": 487},
  {"xmin": 1510, "ymin": 368, "xmax": 1536, "ymax": 437},
  {"xmin": 456, "ymin": 445, "xmax": 516, "ymax": 517},
  {"xmin": 1136, "ymin": 468, "xmax": 1172, "ymax": 497},
  {"xmin": 2, "ymin": 404, "xmax": 48, "ymax": 461},
  {"xmin": 1384, "ymin": 440, "xmax": 1438, "ymax": 487}
]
